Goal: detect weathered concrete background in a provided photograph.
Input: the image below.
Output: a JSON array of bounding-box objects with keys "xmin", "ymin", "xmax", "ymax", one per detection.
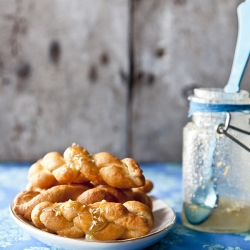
[
  {"xmin": 0, "ymin": 0, "xmax": 249, "ymax": 162},
  {"xmin": 131, "ymin": 0, "xmax": 250, "ymax": 161},
  {"xmin": 0, "ymin": 0, "xmax": 129, "ymax": 160}
]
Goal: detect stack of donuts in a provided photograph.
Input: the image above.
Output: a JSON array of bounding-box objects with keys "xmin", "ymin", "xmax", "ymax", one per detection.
[{"xmin": 13, "ymin": 143, "xmax": 154, "ymax": 241}]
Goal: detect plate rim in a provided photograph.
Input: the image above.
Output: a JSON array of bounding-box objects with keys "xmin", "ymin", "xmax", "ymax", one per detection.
[{"xmin": 10, "ymin": 196, "xmax": 176, "ymax": 245}]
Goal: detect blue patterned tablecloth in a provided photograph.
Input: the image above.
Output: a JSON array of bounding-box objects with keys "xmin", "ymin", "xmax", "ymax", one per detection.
[{"xmin": 0, "ymin": 162, "xmax": 249, "ymax": 250}]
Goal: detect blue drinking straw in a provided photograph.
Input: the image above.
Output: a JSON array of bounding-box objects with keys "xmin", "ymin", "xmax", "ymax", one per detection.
[{"xmin": 224, "ymin": 0, "xmax": 250, "ymax": 93}]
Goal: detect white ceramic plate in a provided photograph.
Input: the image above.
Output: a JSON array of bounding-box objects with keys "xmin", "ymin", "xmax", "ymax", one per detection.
[{"xmin": 10, "ymin": 196, "xmax": 176, "ymax": 250}]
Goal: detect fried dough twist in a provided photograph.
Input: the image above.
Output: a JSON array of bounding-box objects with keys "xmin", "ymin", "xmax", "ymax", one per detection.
[
  {"xmin": 76, "ymin": 185, "xmax": 129, "ymax": 205},
  {"xmin": 31, "ymin": 200, "xmax": 154, "ymax": 241},
  {"xmin": 28, "ymin": 143, "xmax": 145, "ymax": 190},
  {"xmin": 133, "ymin": 179, "xmax": 154, "ymax": 193},
  {"xmin": 13, "ymin": 184, "xmax": 90, "ymax": 221}
]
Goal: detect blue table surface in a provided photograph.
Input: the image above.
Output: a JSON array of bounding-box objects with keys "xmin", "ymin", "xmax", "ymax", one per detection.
[{"xmin": 0, "ymin": 162, "xmax": 249, "ymax": 250}]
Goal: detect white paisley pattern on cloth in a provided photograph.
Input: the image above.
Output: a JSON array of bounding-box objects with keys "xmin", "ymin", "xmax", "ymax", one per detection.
[
  {"xmin": 0, "ymin": 208, "xmax": 30, "ymax": 248},
  {"xmin": 171, "ymin": 223, "xmax": 195, "ymax": 237},
  {"xmin": 203, "ymin": 245, "xmax": 243, "ymax": 250},
  {"xmin": 239, "ymin": 233, "xmax": 250, "ymax": 241},
  {"xmin": 24, "ymin": 247, "xmax": 63, "ymax": 250}
]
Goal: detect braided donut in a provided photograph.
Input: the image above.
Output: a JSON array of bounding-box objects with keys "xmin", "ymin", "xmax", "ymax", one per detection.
[
  {"xmin": 130, "ymin": 190, "xmax": 153, "ymax": 210},
  {"xmin": 133, "ymin": 179, "xmax": 154, "ymax": 193},
  {"xmin": 28, "ymin": 143, "xmax": 145, "ymax": 190},
  {"xmin": 93, "ymin": 153, "xmax": 145, "ymax": 189},
  {"xmin": 27, "ymin": 145, "xmax": 102, "ymax": 190},
  {"xmin": 76, "ymin": 185, "xmax": 129, "ymax": 205},
  {"xmin": 13, "ymin": 184, "xmax": 90, "ymax": 221},
  {"xmin": 31, "ymin": 200, "xmax": 154, "ymax": 241}
]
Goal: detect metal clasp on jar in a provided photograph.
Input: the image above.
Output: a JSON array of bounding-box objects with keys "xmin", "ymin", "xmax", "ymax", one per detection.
[{"xmin": 217, "ymin": 112, "xmax": 250, "ymax": 152}]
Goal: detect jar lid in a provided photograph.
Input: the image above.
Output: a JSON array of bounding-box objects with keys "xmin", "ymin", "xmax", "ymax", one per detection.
[
  {"xmin": 189, "ymin": 88, "xmax": 250, "ymax": 104},
  {"xmin": 188, "ymin": 88, "xmax": 250, "ymax": 116}
]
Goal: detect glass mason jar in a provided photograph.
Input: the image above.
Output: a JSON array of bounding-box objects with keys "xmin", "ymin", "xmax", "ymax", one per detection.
[{"xmin": 182, "ymin": 88, "xmax": 250, "ymax": 233}]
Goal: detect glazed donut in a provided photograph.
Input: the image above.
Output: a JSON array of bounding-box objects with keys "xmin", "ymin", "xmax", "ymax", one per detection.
[
  {"xmin": 133, "ymin": 179, "xmax": 154, "ymax": 193},
  {"xmin": 130, "ymin": 190, "xmax": 153, "ymax": 210},
  {"xmin": 13, "ymin": 184, "xmax": 90, "ymax": 221},
  {"xmin": 76, "ymin": 185, "xmax": 129, "ymax": 205},
  {"xmin": 93, "ymin": 153, "xmax": 145, "ymax": 189},
  {"xmin": 27, "ymin": 143, "xmax": 145, "ymax": 190},
  {"xmin": 31, "ymin": 200, "xmax": 154, "ymax": 241}
]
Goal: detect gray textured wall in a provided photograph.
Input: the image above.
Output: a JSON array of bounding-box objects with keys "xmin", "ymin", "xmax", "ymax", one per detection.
[{"xmin": 0, "ymin": 0, "xmax": 249, "ymax": 162}]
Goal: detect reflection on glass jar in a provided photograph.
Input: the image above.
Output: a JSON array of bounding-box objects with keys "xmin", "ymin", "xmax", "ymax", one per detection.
[{"xmin": 182, "ymin": 88, "xmax": 250, "ymax": 233}]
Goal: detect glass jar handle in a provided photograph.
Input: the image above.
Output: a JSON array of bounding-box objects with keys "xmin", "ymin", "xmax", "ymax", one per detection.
[{"xmin": 217, "ymin": 112, "xmax": 250, "ymax": 152}]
